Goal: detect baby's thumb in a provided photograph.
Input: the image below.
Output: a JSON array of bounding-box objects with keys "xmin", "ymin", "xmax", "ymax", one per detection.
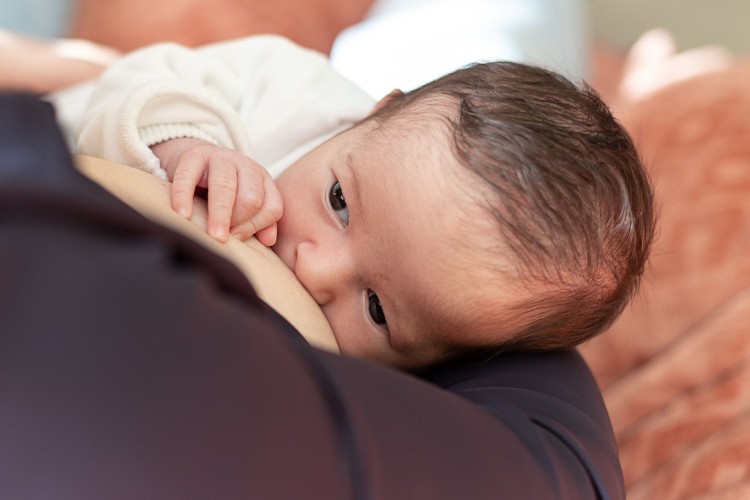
[{"xmin": 255, "ymin": 224, "xmax": 278, "ymax": 247}]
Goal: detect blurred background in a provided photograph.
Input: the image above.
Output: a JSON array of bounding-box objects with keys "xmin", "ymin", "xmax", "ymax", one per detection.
[
  {"xmin": 2, "ymin": 0, "xmax": 749, "ymax": 53},
  {"xmin": 588, "ymin": 0, "xmax": 750, "ymax": 54},
  {"xmin": 1, "ymin": 0, "xmax": 747, "ymax": 104}
]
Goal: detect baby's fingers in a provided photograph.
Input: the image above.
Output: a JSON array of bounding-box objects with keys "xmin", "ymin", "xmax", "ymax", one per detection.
[
  {"xmin": 206, "ymin": 162, "xmax": 238, "ymax": 242},
  {"xmin": 229, "ymin": 162, "xmax": 266, "ymax": 229},
  {"xmin": 170, "ymin": 153, "xmax": 208, "ymax": 220},
  {"xmin": 231, "ymin": 174, "xmax": 283, "ymax": 245},
  {"xmin": 254, "ymin": 223, "xmax": 278, "ymax": 247}
]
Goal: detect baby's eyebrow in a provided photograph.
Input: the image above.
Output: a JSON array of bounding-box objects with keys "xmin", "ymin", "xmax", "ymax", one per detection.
[{"xmin": 345, "ymin": 153, "xmax": 365, "ymax": 226}]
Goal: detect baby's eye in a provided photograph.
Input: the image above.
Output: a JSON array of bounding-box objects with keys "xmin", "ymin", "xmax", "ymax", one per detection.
[
  {"xmin": 328, "ymin": 180, "xmax": 349, "ymax": 225},
  {"xmin": 368, "ymin": 290, "xmax": 387, "ymax": 327}
]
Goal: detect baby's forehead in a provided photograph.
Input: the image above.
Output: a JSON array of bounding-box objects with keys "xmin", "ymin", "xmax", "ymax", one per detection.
[
  {"xmin": 360, "ymin": 107, "xmax": 462, "ymax": 176},
  {"xmin": 366, "ymin": 194, "xmax": 522, "ymax": 348},
  {"xmin": 392, "ymin": 250, "xmax": 527, "ymax": 359},
  {"xmin": 342, "ymin": 116, "xmax": 532, "ymax": 363},
  {"xmin": 374, "ymin": 95, "xmax": 459, "ymax": 135}
]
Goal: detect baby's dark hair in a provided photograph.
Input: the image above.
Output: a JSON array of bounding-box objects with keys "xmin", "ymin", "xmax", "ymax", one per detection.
[{"xmin": 369, "ymin": 61, "xmax": 655, "ymax": 352}]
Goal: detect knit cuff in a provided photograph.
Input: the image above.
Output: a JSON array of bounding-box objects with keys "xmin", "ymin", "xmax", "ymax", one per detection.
[{"xmin": 139, "ymin": 123, "xmax": 220, "ymax": 147}]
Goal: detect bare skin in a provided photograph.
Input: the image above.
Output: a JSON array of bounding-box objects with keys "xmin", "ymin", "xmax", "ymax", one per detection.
[
  {"xmin": 151, "ymin": 138, "xmax": 282, "ymax": 246},
  {"xmin": 150, "ymin": 103, "xmax": 527, "ymax": 369},
  {"xmin": 71, "ymin": 0, "xmax": 375, "ymax": 54},
  {"xmin": 75, "ymin": 154, "xmax": 338, "ymax": 353},
  {"xmin": 0, "ymin": 29, "xmax": 119, "ymax": 94}
]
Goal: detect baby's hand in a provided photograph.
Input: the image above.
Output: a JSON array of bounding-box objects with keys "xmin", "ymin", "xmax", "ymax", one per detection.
[{"xmin": 151, "ymin": 137, "xmax": 282, "ymax": 246}]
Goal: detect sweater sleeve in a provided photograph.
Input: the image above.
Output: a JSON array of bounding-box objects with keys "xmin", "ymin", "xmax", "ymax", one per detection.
[{"xmin": 73, "ymin": 35, "xmax": 375, "ymax": 179}]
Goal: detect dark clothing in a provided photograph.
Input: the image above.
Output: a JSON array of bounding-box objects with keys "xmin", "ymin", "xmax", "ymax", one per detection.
[{"xmin": 0, "ymin": 95, "xmax": 624, "ymax": 499}]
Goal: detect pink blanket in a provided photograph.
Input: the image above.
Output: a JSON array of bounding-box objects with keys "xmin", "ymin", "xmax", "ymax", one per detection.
[{"xmin": 582, "ymin": 57, "xmax": 750, "ymax": 499}]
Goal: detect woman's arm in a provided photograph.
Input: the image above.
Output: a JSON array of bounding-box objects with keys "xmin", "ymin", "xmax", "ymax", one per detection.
[{"xmin": 0, "ymin": 29, "xmax": 119, "ymax": 94}]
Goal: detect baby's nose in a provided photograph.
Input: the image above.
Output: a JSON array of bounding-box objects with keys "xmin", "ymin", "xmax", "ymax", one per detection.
[{"xmin": 294, "ymin": 241, "xmax": 354, "ymax": 306}]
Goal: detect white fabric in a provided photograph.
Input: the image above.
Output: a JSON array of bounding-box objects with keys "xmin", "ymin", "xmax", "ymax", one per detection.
[
  {"xmin": 50, "ymin": 35, "xmax": 375, "ymax": 179},
  {"xmin": 330, "ymin": 0, "xmax": 589, "ymax": 99}
]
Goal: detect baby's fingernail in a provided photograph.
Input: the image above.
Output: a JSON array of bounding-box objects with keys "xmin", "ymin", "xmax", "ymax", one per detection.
[
  {"xmin": 177, "ymin": 207, "xmax": 189, "ymax": 218},
  {"xmin": 211, "ymin": 225, "xmax": 227, "ymax": 241}
]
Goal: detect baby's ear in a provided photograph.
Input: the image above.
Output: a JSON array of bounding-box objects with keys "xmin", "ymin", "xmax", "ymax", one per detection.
[{"xmin": 369, "ymin": 89, "xmax": 404, "ymax": 115}]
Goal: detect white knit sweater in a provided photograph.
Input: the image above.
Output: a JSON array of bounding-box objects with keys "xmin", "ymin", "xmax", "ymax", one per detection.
[{"xmin": 50, "ymin": 35, "xmax": 376, "ymax": 180}]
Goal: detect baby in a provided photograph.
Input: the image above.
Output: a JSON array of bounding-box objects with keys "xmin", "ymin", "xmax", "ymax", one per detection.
[{"xmin": 54, "ymin": 35, "xmax": 655, "ymax": 369}]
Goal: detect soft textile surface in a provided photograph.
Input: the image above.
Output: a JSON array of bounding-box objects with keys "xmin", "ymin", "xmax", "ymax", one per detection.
[{"xmin": 581, "ymin": 56, "xmax": 750, "ymax": 499}]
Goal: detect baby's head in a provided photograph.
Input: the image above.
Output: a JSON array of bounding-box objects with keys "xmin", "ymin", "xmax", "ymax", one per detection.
[{"xmin": 273, "ymin": 61, "xmax": 654, "ymax": 369}]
